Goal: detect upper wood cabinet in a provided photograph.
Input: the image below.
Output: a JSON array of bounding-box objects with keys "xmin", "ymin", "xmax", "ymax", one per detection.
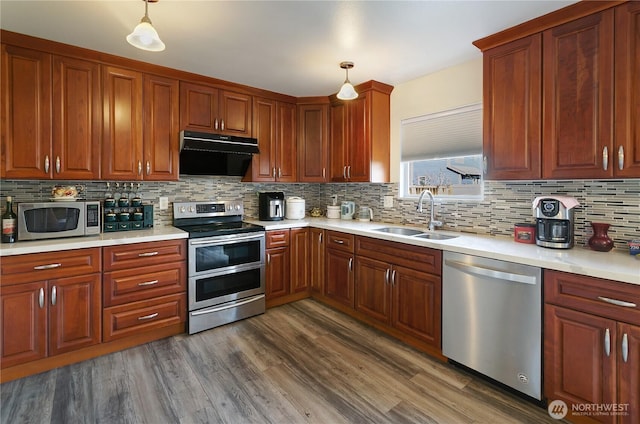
[
  {"xmin": 297, "ymin": 102, "xmax": 329, "ymax": 182},
  {"xmin": 1, "ymin": 46, "xmax": 100, "ymax": 180},
  {"xmin": 143, "ymin": 74, "xmax": 179, "ymax": 181},
  {"xmin": 179, "ymin": 82, "xmax": 252, "ymax": 137},
  {"xmin": 101, "ymin": 66, "xmax": 144, "ymax": 180},
  {"xmin": 329, "ymin": 81, "xmax": 392, "ymax": 183},
  {"xmin": 542, "ymin": 9, "xmax": 614, "ymax": 179},
  {"xmin": 245, "ymin": 97, "xmax": 296, "ymax": 182},
  {"xmin": 482, "ymin": 35, "xmax": 542, "ymax": 180},
  {"xmin": 477, "ymin": 1, "xmax": 639, "ymax": 180}
]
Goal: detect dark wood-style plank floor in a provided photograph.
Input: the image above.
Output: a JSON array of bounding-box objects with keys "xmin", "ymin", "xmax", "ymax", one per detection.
[{"xmin": 1, "ymin": 300, "xmax": 561, "ymax": 424}]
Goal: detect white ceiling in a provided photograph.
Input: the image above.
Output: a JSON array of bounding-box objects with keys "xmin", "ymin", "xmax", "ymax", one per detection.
[{"xmin": 0, "ymin": 1, "xmax": 575, "ymax": 97}]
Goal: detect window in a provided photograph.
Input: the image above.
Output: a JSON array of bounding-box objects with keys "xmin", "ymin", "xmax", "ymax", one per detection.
[{"xmin": 400, "ymin": 103, "xmax": 483, "ymax": 199}]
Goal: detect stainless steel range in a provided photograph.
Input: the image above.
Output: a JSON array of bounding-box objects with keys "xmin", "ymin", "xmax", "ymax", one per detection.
[{"xmin": 173, "ymin": 200, "xmax": 265, "ymax": 334}]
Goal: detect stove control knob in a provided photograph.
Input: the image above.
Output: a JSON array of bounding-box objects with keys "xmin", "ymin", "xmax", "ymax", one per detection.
[
  {"xmin": 235, "ymin": 204, "xmax": 241, "ymax": 211},
  {"xmin": 189, "ymin": 206, "xmax": 195, "ymax": 213},
  {"xmin": 179, "ymin": 206, "xmax": 186, "ymax": 213}
]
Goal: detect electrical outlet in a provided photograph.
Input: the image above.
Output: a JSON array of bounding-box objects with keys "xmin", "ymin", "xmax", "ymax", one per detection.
[
  {"xmin": 383, "ymin": 196, "xmax": 394, "ymax": 208},
  {"xmin": 159, "ymin": 196, "xmax": 169, "ymax": 210}
]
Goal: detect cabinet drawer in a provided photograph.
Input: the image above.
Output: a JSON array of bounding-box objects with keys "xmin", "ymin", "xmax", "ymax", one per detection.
[
  {"xmin": 1, "ymin": 248, "xmax": 101, "ymax": 285},
  {"xmin": 544, "ymin": 270, "xmax": 640, "ymax": 326},
  {"xmin": 103, "ymin": 240, "xmax": 186, "ymax": 271},
  {"xmin": 103, "ymin": 293, "xmax": 186, "ymax": 342},
  {"xmin": 326, "ymin": 231, "xmax": 355, "ymax": 252},
  {"xmin": 266, "ymin": 230, "xmax": 290, "ymax": 248},
  {"xmin": 103, "ymin": 262, "xmax": 186, "ymax": 307},
  {"xmin": 356, "ymin": 236, "xmax": 442, "ymax": 275}
]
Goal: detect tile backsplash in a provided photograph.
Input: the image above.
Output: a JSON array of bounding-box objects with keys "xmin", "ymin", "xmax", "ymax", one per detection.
[{"xmin": 1, "ymin": 177, "xmax": 638, "ymax": 249}]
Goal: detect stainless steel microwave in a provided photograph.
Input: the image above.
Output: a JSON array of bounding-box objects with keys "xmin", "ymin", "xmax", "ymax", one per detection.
[{"xmin": 17, "ymin": 201, "xmax": 101, "ymax": 241}]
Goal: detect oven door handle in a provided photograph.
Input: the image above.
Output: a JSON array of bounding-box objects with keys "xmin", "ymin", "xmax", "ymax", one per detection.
[
  {"xmin": 190, "ymin": 234, "xmax": 264, "ymax": 245},
  {"xmin": 191, "ymin": 294, "xmax": 265, "ymax": 316}
]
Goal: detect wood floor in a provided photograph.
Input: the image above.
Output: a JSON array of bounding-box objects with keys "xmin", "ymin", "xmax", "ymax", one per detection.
[{"xmin": 1, "ymin": 299, "xmax": 561, "ymax": 424}]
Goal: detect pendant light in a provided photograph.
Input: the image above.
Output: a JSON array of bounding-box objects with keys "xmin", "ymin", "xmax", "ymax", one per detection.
[
  {"xmin": 126, "ymin": 0, "xmax": 165, "ymax": 52},
  {"xmin": 337, "ymin": 61, "xmax": 358, "ymax": 100}
]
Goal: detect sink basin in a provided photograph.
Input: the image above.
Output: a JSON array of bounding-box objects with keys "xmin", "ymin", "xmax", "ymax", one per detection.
[
  {"xmin": 373, "ymin": 227, "xmax": 425, "ymax": 236},
  {"xmin": 413, "ymin": 233, "xmax": 459, "ymax": 240}
]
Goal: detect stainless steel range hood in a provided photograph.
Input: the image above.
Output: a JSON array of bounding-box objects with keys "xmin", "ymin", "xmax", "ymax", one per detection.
[{"xmin": 179, "ymin": 130, "xmax": 259, "ymax": 176}]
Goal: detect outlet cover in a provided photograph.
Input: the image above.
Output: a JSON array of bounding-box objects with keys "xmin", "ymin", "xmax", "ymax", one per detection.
[
  {"xmin": 159, "ymin": 197, "xmax": 169, "ymax": 210},
  {"xmin": 383, "ymin": 196, "xmax": 394, "ymax": 208}
]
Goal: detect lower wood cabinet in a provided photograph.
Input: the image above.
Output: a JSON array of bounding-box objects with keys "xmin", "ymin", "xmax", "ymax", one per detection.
[
  {"xmin": 354, "ymin": 237, "xmax": 442, "ymax": 348},
  {"xmin": 309, "ymin": 228, "xmax": 325, "ymax": 294},
  {"xmin": 324, "ymin": 231, "xmax": 355, "ymax": 308},
  {"xmin": 265, "ymin": 228, "xmax": 310, "ymax": 307},
  {"xmin": 544, "ymin": 270, "xmax": 639, "ymax": 424},
  {"xmin": 0, "ymin": 248, "xmax": 102, "ymax": 369}
]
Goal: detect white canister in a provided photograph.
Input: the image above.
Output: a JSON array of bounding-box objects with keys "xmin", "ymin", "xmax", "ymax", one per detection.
[
  {"xmin": 326, "ymin": 205, "xmax": 341, "ymax": 219},
  {"xmin": 285, "ymin": 197, "xmax": 305, "ymax": 220}
]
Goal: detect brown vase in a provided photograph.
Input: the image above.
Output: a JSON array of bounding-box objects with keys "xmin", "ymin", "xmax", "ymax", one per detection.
[{"xmin": 588, "ymin": 222, "xmax": 614, "ymax": 252}]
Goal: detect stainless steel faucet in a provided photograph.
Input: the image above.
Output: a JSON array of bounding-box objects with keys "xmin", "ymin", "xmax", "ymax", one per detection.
[{"xmin": 417, "ymin": 190, "xmax": 443, "ymax": 231}]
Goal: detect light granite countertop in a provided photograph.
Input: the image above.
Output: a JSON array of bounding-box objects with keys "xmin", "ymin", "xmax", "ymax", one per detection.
[
  {"xmin": 246, "ymin": 217, "xmax": 640, "ymax": 286},
  {"xmin": 1, "ymin": 219, "xmax": 637, "ymax": 286}
]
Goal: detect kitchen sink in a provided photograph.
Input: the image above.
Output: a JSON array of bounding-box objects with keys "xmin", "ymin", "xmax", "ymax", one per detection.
[
  {"xmin": 413, "ymin": 233, "xmax": 458, "ymax": 240},
  {"xmin": 373, "ymin": 227, "xmax": 425, "ymax": 236}
]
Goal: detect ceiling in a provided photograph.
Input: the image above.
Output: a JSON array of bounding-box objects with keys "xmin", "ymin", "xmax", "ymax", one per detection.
[{"xmin": 0, "ymin": 1, "xmax": 576, "ymax": 98}]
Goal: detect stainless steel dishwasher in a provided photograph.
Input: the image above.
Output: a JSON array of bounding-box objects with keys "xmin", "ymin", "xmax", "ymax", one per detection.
[{"xmin": 442, "ymin": 251, "xmax": 542, "ymax": 400}]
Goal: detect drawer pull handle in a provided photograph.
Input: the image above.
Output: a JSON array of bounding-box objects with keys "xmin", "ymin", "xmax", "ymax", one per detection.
[
  {"xmin": 138, "ymin": 251, "xmax": 159, "ymax": 257},
  {"xmin": 137, "ymin": 280, "xmax": 159, "ymax": 287},
  {"xmin": 138, "ymin": 312, "xmax": 159, "ymax": 321},
  {"xmin": 333, "ymin": 239, "xmax": 345, "ymax": 244},
  {"xmin": 597, "ymin": 296, "xmax": 636, "ymax": 308},
  {"xmin": 33, "ymin": 263, "xmax": 62, "ymax": 270},
  {"xmin": 622, "ymin": 333, "xmax": 629, "ymax": 363},
  {"xmin": 604, "ymin": 328, "xmax": 611, "ymax": 357}
]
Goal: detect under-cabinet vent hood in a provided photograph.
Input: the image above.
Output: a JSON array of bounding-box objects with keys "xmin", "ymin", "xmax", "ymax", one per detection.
[{"xmin": 179, "ymin": 130, "xmax": 259, "ymax": 176}]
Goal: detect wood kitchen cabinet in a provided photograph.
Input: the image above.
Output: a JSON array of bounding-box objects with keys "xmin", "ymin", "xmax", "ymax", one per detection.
[
  {"xmin": 0, "ymin": 248, "xmax": 101, "ymax": 369},
  {"xmin": 481, "ymin": 35, "xmax": 542, "ymax": 180},
  {"xmin": 297, "ymin": 101, "xmax": 329, "ymax": 182},
  {"xmin": 1, "ymin": 45, "xmax": 100, "ymax": 180},
  {"xmin": 324, "ymin": 231, "xmax": 355, "ymax": 308},
  {"xmin": 245, "ymin": 98, "xmax": 296, "ymax": 182},
  {"xmin": 179, "ymin": 81, "xmax": 252, "ymax": 137},
  {"xmin": 355, "ymin": 236, "xmax": 442, "ymax": 348},
  {"xmin": 265, "ymin": 229, "xmax": 310, "ymax": 307},
  {"xmin": 329, "ymin": 81, "xmax": 392, "ymax": 183},
  {"xmin": 544, "ymin": 270, "xmax": 639, "ymax": 424},
  {"xmin": 102, "ymin": 240, "xmax": 187, "ymax": 342},
  {"xmin": 290, "ymin": 228, "xmax": 309, "ymax": 294},
  {"xmin": 309, "ymin": 228, "xmax": 325, "ymax": 294}
]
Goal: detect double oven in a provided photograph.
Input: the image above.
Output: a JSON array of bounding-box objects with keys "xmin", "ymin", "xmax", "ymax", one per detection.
[{"xmin": 173, "ymin": 201, "xmax": 265, "ymax": 334}]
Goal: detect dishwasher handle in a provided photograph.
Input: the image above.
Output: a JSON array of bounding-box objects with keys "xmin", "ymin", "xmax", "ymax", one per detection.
[{"xmin": 445, "ymin": 259, "xmax": 539, "ymax": 285}]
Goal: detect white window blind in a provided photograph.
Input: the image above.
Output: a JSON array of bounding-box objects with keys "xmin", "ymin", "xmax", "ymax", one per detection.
[{"xmin": 401, "ymin": 103, "xmax": 482, "ymax": 162}]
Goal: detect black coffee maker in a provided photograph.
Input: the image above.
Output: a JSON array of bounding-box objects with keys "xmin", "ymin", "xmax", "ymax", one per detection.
[
  {"xmin": 533, "ymin": 196, "xmax": 579, "ymax": 249},
  {"xmin": 258, "ymin": 192, "xmax": 284, "ymax": 221}
]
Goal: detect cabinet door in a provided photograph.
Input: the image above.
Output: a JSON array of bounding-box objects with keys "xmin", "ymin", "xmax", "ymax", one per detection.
[
  {"xmin": 329, "ymin": 102, "xmax": 348, "ymax": 182},
  {"xmin": 482, "ymin": 35, "xmax": 541, "ymax": 180},
  {"xmin": 614, "ymin": 2, "xmax": 640, "ymax": 178},
  {"xmin": 324, "ymin": 248, "xmax": 354, "ymax": 308},
  {"xmin": 346, "ymin": 95, "xmax": 370, "ymax": 182},
  {"xmin": 1, "ymin": 44, "xmax": 52, "ymax": 179},
  {"xmin": 392, "ymin": 265, "xmax": 441, "ymax": 347},
  {"xmin": 543, "ymin": 10, "xmax": 614, "ymax": 179},
  {"xmin": 309, "ymin": 228, "xmax": 325, "ymax": 294},
  {"xmin": 250, "ymin": 97, "xmax": 276, "ymax": 181},
  {"xmin": 0, "ymin": 281, "xmax": 47, "ymax": 368},
  {"xmin": 143, "ymin": 74, "xmax": 179, "ymax": 181},
  {"xmin": 49, "ymin": 273, "xmax": 101, "ymax": 356},
  {"xmin": 276, "ymin": 101, "xmax": 297, "ymax": 182},
  {"xmin": 290, "ymin": 228, "xmax": 309, "ymax": 294},
  {"xmin": 544, "ymin": 305, "xmax": 617, "ymax": 422},
  {"xmin": 219, "ymin": 90, "xmax": 252, "ymax": 137},
  {"xmin": 354, "ymin": 256, "xmax": 391, "ymax": 324},
  {"xmin": 102, "ymin": 66, "xmax": 143, "ymax": 180},
  {"xmin": 265, "ymin": 247, "xmax": 289, "ymax": 300},
  {"xmin": 52, "ymin": 56, "xmax": 101, "ymax": 180},
  {"xmin": 618, "ymin": 322, "xmax": 640, "ymax": 424},
  {"xmin": 179, "ymin": 82, "xmax": 218, "ymax": 132},
  {"xmin": 297, "ymin": 104, "xmax": 328, "ymax": 182}
]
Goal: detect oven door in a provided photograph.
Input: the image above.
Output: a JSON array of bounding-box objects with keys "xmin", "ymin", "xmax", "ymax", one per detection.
[{"xmin": 189, "ymin": 264, "xmax": 265, "ymax": 311}]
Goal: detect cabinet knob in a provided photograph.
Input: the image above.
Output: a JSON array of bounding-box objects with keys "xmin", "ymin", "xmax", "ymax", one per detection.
[
  {"xmin": 221, "ymin": 119, "xmax": 225, "ymax": 131},
  {"xmin": 38, "ymin": 288, "xmax": 44, "ymax": 309},
  {"xmin": 44, "ymin": 155, "xmax": 50, "ymax": 174},
  {"xmin": 214, "ymin": 119, "xmax": 219, "ymax": 130},
  {"xmin": 347, "ymin": 166, "xmax": 351, "ymax": 179},
  {"xmin": 622, "ymin": 333, "xmax": 628, "ymax": 363},
  {"xmin": 138, "ymin": 161, "xmax": 143, "ymax": 176},
  {"xmin": 618, "ymin": 146, "xmax": 624, "ymax": 171},
  {"xmin": 278, "ymin": 168, "xmax": 282, "ymax": 178},
  {"xmin": 146, "ymin": 161, "xmax": 151, "ymax": 175},
  {"xmin": 51, "ymin": 286, "xmax": 57, "ymax": 306},
  {"xmin": 55, "ymin": 156, "xmax": 61, "ymax": 174},
  {"xmin": 604, "ymin": 328, "xmax": 611, "ymax": 357},
  {"xmin": 602, "ymin": 146, "xmax": 608, "ymax": 171}
]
